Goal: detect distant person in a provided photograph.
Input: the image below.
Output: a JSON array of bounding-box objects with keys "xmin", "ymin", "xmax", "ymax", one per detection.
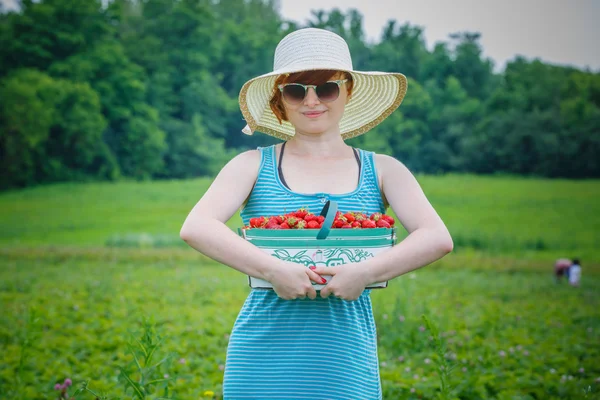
[
  {"xmin": 554, "ymin": 258, "xmax": 571, "ymax": 283},
  {"xmin": 569, "ymin": 259, "xmax": 582, "ymax": 287}
]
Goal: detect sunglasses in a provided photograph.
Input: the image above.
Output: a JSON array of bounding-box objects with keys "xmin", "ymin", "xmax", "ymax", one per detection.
[{"xmin": 278, "ymin": 79, "xmax": 348, "ymax": 105}]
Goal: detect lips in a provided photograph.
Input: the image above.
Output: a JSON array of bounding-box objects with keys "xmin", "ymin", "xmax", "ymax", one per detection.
[{"xmin": 303, "ymin": 111, "xmax": 326, "ymax": 118}]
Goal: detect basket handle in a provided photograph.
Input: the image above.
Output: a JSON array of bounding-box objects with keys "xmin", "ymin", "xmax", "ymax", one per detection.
[{"xmin": 316, "ymin": 200, "xmax": 338, "ymax": 240}]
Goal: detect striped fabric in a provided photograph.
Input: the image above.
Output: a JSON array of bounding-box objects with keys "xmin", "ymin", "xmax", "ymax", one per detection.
[{"xmin": 223, "ymin": 145, "xmax": 385, "ymax": 399}]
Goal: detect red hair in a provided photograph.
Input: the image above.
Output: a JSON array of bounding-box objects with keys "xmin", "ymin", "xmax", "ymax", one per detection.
[{"xmin": 269, "ymin": 70, "xmax": 354, "ymax": 124}]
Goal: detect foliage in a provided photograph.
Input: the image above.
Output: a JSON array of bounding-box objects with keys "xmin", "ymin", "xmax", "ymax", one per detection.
[
  {"xmin": 0, "ymin": 176, "xmax": 598, "ymax": 262},
  {"xmin": 0, "ymin": 0, "xmax": 599, "ymax": 190},
  {"xmin": 0, "ymin": 248, "xmax": 598, "ymax": 399},
  {"xmin": 0, "ymin": 176, "xmax": 599, "ymax": 398}
]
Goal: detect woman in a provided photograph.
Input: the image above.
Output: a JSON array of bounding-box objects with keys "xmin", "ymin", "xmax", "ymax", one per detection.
[{"xmin": 180, "ymin": 28, "xmax": 453, "ymax": 399}]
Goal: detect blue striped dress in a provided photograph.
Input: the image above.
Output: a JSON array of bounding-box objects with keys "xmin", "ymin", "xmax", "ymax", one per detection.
[{"xmin": 223, "ymin": 144, "xmax": 386, "ymax": 399}]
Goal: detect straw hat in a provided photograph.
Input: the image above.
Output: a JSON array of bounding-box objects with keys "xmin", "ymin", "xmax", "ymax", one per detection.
[{"xmin": 239, "ymin": 28, "xmax": 408, "ymax": 140}]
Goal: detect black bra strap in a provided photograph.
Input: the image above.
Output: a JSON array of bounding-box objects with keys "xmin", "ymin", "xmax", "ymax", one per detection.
[
  {"xmin": 278, "ymin": 142, "xmax": 362, "ymax": 190},
  {"xmin": 352, "ymin": 148, "xmax": 361, "ymax": 172},
  {"xmin": 278, "ymin": 141, "xmax": 290, "ymax": 189}
]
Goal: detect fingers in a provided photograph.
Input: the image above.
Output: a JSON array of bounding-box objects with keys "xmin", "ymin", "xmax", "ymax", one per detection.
[
  {"xmin": 311, "ymin": 266, "xmax": 337, "ymax": 276},
  {"xmin": 307, "ymin": 267, "xmax": 327, "ymax": 285},
  {"xmin": 320, "ymin": 285, "xmax": 331, "ymax": 299},
  {"xmin": 306, "ymin": 285, "xmax": 317, "ymax": 300}
]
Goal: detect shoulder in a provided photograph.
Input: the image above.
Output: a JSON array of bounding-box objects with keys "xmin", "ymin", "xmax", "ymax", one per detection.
[
  {"xmin": 219, "ymin": 148, "xmax": 262, "ymax": 178},
  {"xmin": 373, "ymin": 153, "xmax": 412, "ymax": 178},
  {"xmin": 228, "ymin": 149, "xmax": 262, "ymax": 167}
]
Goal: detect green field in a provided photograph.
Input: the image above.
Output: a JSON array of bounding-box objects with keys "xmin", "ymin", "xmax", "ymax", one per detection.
[{"xmin": 1, "ymin": 175, "xmax": 599, "ymax": 399}]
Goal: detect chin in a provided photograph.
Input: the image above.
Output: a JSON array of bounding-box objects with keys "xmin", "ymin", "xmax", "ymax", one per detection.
[
  {"xmin": 292, "ymin": 120, "xmax": 334, "ymax": 135},
  {"xmin": 304, "ymin": 125, "xmax": 328, "ymax": 133}
]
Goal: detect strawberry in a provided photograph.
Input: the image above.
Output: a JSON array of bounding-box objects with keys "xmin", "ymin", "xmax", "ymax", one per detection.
[
  {"xmin": 341, "ymin": 223, "xmax": 352, "ymax": 229},
  {"xmin": 265, "ymin": 221, "xmax": 281, "ymax": 229},
  {"xmin": 333, "ymin": 219, "xmax": 345, "ymax": 228},
  {"xmin": 306, "ymin": 220, "xmax": 320, "ymax": 229},
  {"xmin": 280, "ymin": 222, "xmax": 290, "ymax": 229},
  {"xmin": 351, "ymin": 221, "xmax": 362, "ymax": 228},
  {"xmin": 361, "ymin": 219, "xmax": 377, "ymax": 229},
  {"xmin": 286, "ymin": 216, "xmax": 298, "ymax": 227},
  {"xmin": 381, "ymin": 214, "xmax": 395, "ymax": 226},
  {"xmin": 295, "ymin": 208, "xmax": 309, "ymax": 219},
  {"xmin": 353, "ymin": 213, "xmax": 366, "ymax": 222},
  {"xmin": 304, "ymin": 214, "xmax": 317, "ymax": 222},
  {"xmin": 343, "ymin": 213, "xmax": 355, "ymax": 223},
  {"xmin": 249, "ymin": 216, "xmax": 268, "ymax": 228},
  {"xmin": 335, "ymin": 211, "xmax": 344, "ymax": 219},
  {"xmin": 317, "ymin": 215, "xmax": 325, "ymax": 224},
  {"xmin": 376, "ymin": 219, "xmax": 391, "ymax": 228},
  {"xmin": 295, "ymin": 220, "xmax": 307, "ymax": 229},
  {"xmin": 370, "ymin": 212, "xmax": 382, "ymax": 222},
  {"xmin": 274, "ymin": 215, "xmax": 284, "ymax": 224}
]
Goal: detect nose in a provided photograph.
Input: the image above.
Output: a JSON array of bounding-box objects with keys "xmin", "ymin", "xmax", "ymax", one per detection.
[{"xmin": 303, "ymin": 87, "xmax": 320, "ymax": 107}]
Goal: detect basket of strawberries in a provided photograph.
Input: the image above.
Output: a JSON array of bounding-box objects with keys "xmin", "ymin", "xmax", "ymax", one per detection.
[{"xmin": 238, "ymin": 201, "xmax": 396, "ymax": 290}]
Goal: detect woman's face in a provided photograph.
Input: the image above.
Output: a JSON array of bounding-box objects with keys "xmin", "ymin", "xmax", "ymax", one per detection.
[{"xmin": 282, "ymin": 72, "xmax": 349, "ymax": 135}]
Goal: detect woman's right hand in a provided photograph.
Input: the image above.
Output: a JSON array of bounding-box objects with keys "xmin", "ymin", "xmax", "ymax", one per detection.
[{"xmin": 265, "ymin": 261, "xmax": 326, "ymax": 300}]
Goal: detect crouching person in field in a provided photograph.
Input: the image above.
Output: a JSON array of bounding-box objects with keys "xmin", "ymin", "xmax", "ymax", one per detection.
[
  {"xmin": 569, "ymin": 259, "xmax": 582, "ymax": 287},
  {"xmin": 554, "ymin": 258, "xmax": 571, "ymax": 283}
]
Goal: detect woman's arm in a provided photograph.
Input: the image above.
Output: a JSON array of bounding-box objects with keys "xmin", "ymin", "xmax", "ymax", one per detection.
[
  {"xmin": 180, "ymin": 150, "xmax": 273, "ymax": 279},
  {"xmin": 312, "ymin": 154, "xmax": 453, "ymax": 300},
  {"xmin": 179, "ymin": 150, "xmax": 324, "ymax": 299},
  {"xmin": 361, "ymin": 154, "xmax": 453, "ymax": 284}
]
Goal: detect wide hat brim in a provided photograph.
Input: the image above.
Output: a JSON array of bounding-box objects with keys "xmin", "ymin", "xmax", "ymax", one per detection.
[{"xmin": 239, "ymin": 67, "xmax": 408, "ymax": 140}]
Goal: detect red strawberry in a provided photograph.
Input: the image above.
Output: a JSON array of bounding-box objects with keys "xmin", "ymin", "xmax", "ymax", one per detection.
[
  {"xmin": 265, "ymin": 221, "xmax": 281, "ymax": 229},
  {"xmin": 306, "ymin": 220, "xmax": 320, "ymax": 229},
  {"xmin": 274, "ymin": 215, "xmax": 284, "ymax": 224},
  {"xmin": 334, "ymin": 219, "xmax": 345, "ymax": 228},
  {"xmin": 376, "ymin": 219, "xmax": 391, "ymax": 228},
  {"xmin": 280, "ymin": 222, "xmax": 290, "ymax": 229},
  {"xmin": 304, "ymin": 214, "xmax": 317, "ymax": 222},
  {"xmin": 286, "ymin": 216, "xmax": 298, "ymax": 227},
  {"xmin": 353, "ymin": 213, "xmax": 366, "ymax": 222},
  {"xmin": 250, "ymin": 216, "xmax": 268, "ymax": 228},
  {"xmin": 295, "ymin": 208, "xmax": 309, "ymax": 219},
  {"xmin": 361, "ymin": 219, "xmax": 377, "ymax": 229},
  {"xmin": 344, "ymin": 213, "xmax": 355, "ymax": 223},
  {"xmin": 341, "ymin": 223, "xmax": 352, "ymax": 229},
  {"xmin": 370, "ymin": 212, "xmax": 383, "ymax": 222},
  {"xmin": 351, "ymin": 221, "xmax": 362, "ymax": 228},
  {"xmin": 317, "ymin": 215, "xmax": 325, "ymax": 224},
  {"xmin": 295, "ymin": 220, "xmax": 307, "ymax": 229},
  {"xmin": 335, "ymin": 211, "xmax": 343, "ymax": 219},
  {"xmin": 382, "ymin": 215, "xmax": 395, "ymax": 226}
]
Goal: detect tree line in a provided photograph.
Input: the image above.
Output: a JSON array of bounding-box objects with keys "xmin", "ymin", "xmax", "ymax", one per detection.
[{"xmin": 1, "ymin": 0, "xmax": 598, "ymax": 190}]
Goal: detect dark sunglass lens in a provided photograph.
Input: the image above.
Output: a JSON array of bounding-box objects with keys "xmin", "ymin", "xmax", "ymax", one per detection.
[
  {"xmin": 316, "ymin": 82, "xmax": 340, "ymax": 102},
  {"xmin": 283, "ymin": 85, "xmax": 306, "ymax": 103}
]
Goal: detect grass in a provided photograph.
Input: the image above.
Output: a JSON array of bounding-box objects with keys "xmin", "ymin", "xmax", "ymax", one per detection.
[
  {"xmin": 0, "ymin": 247, "xmax": 598, "ymax": 399},
  {"xmin": 0, "ymin": 175, "xmax": 599, "ymax": 259},
  {"xmin": 0, "ymin": 174, "xmax": 599, "ymax": 399}
]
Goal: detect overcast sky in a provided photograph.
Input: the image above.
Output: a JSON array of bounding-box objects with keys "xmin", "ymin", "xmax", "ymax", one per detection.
[
  {"xmin": 2, "ymin": 0, "xmax": 598, "ymax": 72},
  {"xmin": 278, "ymin": 0, "xmax": 600, "ymax": 72}
]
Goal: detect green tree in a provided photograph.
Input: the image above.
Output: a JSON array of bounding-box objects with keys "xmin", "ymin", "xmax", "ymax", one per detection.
[
  {"xmin": 0, "ymin": 69, "xmax": 116, "ymax": 188},
  {"xmin": 0, "ymin": 69, "xmax": 57, "ymax": 187},
  {"xmin": 0, "ymin": 0, "xmax": 109, "ymax": 77},
  {"xmin": 50, "ymin": 41, "xmax": 166, "ymax": 179}
]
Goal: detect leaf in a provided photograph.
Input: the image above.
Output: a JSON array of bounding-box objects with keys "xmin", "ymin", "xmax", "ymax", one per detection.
[
  {"xmin": 118, "ymin": 367, "xmax": 145, "ymax": 399},
  {"xmin": 145, "ymin": 336, "xmax": 164, "ymax": 366}
]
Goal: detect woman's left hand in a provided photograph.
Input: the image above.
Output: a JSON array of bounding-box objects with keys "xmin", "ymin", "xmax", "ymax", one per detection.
[{"xmin": 310, "ymin": 265, "xmax": 370, "ymax": 300}]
